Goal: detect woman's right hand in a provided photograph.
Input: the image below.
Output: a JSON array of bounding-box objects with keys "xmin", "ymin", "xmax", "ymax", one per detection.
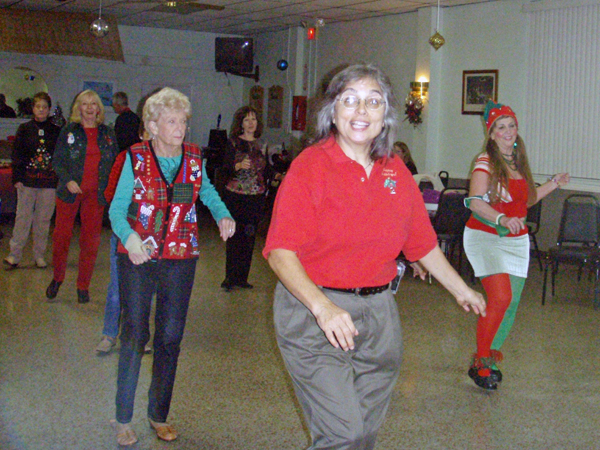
[
  {"xmin": 268, "ymin": 248, "xmax": 359, "ymax": 351},
  {"xmin": 125, "ymin": 232, "xmax": 151, "ymax": 265},
  {"xmin": 498, "ymin": 215, "xmax": 526, "ymax": 235},
  {"xmin": 312, "ymin": 300, "xmax": 358, "ymax": 351},
  {"xmin": 236, "ymin": 156, "xmax": 251, "ymax": 171},
  {"xmin": 66, "ymin": 180, "xmax": 82, "ymax": 194}
]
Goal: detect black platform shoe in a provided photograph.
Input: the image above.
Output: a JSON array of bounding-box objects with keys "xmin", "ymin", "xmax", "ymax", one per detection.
[
  {"xmin": 468, "ymin": 367, "xmax": 498, "ymax": 390},
  {"xmin": 221, "ymin": 279, "xmax": 235, "ymax": 292},
  {"xmin": 490, "ymin": 368, "xmax": 503, "ymax": 383},
  {"xmin": 46, "ymin": 279, "xmax": 62, "ymax": 300},
  {"xmin": 77, "ymin": 289, "xmax": 90, "ymax": 304}
]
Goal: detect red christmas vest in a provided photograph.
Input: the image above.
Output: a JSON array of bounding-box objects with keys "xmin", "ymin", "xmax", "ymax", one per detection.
[{"xmin": 117, "ymin": 141, "xmax": 204, "ymax": 260}]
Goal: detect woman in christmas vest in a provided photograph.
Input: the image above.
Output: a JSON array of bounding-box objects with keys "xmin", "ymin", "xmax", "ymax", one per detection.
[
  {"xmin": 463, "ymin": 101, "xmax": 569, "ymax": 390},
  {"xmin": 108, "ymin": 87, "xmax": 235, "ymax": 446}
]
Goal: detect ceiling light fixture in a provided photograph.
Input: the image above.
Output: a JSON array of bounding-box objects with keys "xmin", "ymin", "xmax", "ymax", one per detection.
[
  {"xmin": 429, "ymin": 0, "xmax": 445, "ymax": 50},
  {"xmin": 90, "ymin": 0, "xmax": 109, "ymax": 38}
]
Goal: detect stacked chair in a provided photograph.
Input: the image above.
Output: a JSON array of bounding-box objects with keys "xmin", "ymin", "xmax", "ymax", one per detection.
[{"xmin": 542, "ymin": 194, "xmax": 600, "ymax": 309}]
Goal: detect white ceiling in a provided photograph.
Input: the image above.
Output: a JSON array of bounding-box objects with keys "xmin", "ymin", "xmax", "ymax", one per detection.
[{"xmin": 0, "ymin": 0, "xmax": 493, "ymax": 35}]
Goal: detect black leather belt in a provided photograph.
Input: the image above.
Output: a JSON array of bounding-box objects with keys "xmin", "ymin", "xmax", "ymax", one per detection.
[{"xmin": 322, "ymin": 284, "xmax": 389, "ymax": 297}]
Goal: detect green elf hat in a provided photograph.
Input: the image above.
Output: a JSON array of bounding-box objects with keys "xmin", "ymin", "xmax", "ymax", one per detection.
[{"xmin": 484, "ymin": 100, "xmax": 518, "ymax": 131}]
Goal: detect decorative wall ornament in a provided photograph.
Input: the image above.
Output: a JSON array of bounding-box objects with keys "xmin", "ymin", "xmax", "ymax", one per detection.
[
  {"xmin": 404, "ymin": 93, "xmax": 424, "ymax": 127},
  {"xmin": 90, "ymin": 0, "xmax": 109, "ymax": 38},
  {"xmin": 429, "ymin": 0, "xmax": 445, "ymax": 50}
]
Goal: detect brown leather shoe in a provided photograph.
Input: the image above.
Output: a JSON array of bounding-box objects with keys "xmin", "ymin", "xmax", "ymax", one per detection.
[
  {"xmin": 148, "ymin": 418, "xmax": 178, "ymax": 441},
  {"xmin": 110, "ymin": 419, "xmax": 138, "ymax": 446}
]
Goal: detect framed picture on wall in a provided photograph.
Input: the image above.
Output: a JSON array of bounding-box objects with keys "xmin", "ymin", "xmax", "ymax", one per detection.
[
  {"xmin": 82, "ymin": 80, "xmax": 114, "ymax": 107},
  {"xmin": 461, "ymin": 70, "xmax": 498, "ymax": 115}
]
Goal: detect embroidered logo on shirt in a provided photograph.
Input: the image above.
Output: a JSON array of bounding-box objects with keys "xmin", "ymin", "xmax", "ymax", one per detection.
[
  {"xmin": 384, "ymin": 178, "xmax": 397, "ymax": 194},
  {"xmin": 67, "ymin": 133, "xmax": 75, "ymax": 145}
]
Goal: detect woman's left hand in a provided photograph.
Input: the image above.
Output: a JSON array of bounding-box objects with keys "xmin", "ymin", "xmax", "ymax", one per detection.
[
  {"xmin": 419, "ymin": 246, "xmax": 486, "ymax": 316},
  {"xmin": 454, "ymin": 287, "xmax": 486, "ymax": 316},
  {"xmin": 553, "ymin": 172, "xmax": 570, "ymax": 187},
  {"xmin": 218, "ymin": 217, "xmax": 236, "ymax": 241}
]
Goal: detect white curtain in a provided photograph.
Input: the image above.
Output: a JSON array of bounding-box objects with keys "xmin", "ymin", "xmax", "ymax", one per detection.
[{"xmin": 525, "ymin": 1, "xmax": 600, "ymax": 189}]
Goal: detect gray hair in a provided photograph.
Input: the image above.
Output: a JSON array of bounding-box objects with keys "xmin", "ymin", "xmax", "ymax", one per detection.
[
  {"xmin": 142, "ymin": 87, "xmax": 191, "ymax": 138},
  {"xmin": 112, "ymin": 91, "xmax": 129, "ymax": 107},
  {"xmin": 311, "ymin": 63, "xmax": 399, "ymax": 159}
]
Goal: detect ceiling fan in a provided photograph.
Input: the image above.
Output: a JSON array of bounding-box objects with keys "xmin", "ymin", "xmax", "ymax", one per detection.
[{"xmin": 130, "ymin": 1, "xmax": 225, "ymax": 15}]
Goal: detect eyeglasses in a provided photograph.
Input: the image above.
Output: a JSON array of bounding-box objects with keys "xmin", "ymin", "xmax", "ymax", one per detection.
[{"xmin": 337, "ymin": 95, "xmax": 386, "ymax": 111}]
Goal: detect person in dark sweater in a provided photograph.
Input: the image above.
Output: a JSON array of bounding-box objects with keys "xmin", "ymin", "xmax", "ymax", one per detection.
[
  {"xmin": 4, "ymin": 92, "xmax": 61, "ymax": 269},
  {"xmin": 112, "ymin": 92, "xmax": 141, "ymax": 150},
  {"xmin": 0, "ymin": 93, "xmax": 16, "ymax": 118}
]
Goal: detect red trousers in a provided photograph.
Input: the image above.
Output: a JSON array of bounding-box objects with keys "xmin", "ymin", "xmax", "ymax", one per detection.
[{"xmin": 52, "ymin": 190, "xmax": 104, "ymax": 290}]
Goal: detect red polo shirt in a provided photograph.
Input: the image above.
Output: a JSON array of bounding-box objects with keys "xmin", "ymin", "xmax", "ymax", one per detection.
[{"xmin": 263, "ymin": 135, "xmax": 437, "ymax": 288}]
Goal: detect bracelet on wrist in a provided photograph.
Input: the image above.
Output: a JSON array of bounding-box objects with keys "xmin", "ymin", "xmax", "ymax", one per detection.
[
  {"xmin": 549, "ymin": 176, "xmax": 560, "ymax": 188},
  {"xmin": 495, "ymin": 213, "xmax": 506, "ymax": 225}
]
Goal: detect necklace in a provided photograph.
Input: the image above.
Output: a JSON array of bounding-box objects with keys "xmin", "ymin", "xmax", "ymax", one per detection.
[
  {"xmin": 500, "ymin": 151, "xmax": 517, "ymax": 170},
  {"xmin": 34, "ymin": 120, "xmax": 45, "ymax": 137}
]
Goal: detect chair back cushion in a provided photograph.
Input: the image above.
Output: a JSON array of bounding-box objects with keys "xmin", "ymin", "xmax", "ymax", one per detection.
[
  {"xmin": 559, "ymin": 195, "xmax": 600, "ymax": 244},
  {"xmin": 433, "ymin": 188, "xmax": 470, "ymax": 235}
]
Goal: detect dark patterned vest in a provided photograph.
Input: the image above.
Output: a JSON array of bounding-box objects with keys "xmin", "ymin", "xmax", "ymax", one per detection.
[{"xmin": 117, "ymin": 141, "xmax": 204, "ymax": 260}]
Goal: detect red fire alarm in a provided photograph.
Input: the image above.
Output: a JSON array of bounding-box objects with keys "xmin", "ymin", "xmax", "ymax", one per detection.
[{"xmin": 307, "ymin": 27, "xmax": 316, "ymax": 40}]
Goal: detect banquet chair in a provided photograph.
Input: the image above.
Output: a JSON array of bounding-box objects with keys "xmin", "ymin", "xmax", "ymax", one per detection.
[
  {"xmin": 526, "ymin": 199, "xmax": 543, "ymax": 271},
  {"xmin": 438, "ymin": 170, "xmax": 449, "ymax": 189},
  {"xmin": 432, "ymin": 188, "xmax": 470, "ymax": 273},
  {"xmin": 542, "ymin": 194, "xmax": 600, "ymax": 309},
  {"xmin": 413, "ymin": 173, "xmax": 445, "ymax": 192}
]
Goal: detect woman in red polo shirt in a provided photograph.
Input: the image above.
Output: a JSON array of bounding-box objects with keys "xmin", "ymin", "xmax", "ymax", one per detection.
[{"xmin": 263, "ymin": 63, "xmax": 486, "ymax": 450}]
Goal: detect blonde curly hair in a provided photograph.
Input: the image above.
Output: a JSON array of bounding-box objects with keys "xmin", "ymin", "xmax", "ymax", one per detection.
[{"xmin": 69, "ymin": 90, "xmax": 105, "ymax": 125}]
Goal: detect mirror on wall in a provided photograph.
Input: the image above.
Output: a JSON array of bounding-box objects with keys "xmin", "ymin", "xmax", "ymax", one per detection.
[{"xmin": 0, "ymin": 67, "xmax": 48, "ymax": 118}]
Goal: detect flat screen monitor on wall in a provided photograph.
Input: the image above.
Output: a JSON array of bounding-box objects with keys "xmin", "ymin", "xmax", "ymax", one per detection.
[{"xmin": 215, "ymin": 38, "xmax": 254, "ymax": 73}]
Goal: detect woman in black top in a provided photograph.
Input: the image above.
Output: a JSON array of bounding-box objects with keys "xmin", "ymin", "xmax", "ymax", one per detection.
[
  {"xmin": 220, "ymin": 106, "xmax": 271, "ymax": 291},
  {"xmin": 4, "ymin": 92, "xmax": 60, "ymax": 269},
  {"xmin": 393, "ymin": 141, "xmax": 418, "ymax": 175}
]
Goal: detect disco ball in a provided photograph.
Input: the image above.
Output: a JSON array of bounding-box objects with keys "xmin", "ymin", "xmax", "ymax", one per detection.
[
  {"xmin": 277, "ymin": 59, "xmax": 289, "ymax": 71},
  {"xmin": 90, "ymin": 18, "xmax": 109, "ymax": 38}
]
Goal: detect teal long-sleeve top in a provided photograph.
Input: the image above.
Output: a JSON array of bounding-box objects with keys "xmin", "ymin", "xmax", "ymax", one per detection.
[{"xmin": 109, "ymin": 153, "xmax": 231, "ymax": 246}]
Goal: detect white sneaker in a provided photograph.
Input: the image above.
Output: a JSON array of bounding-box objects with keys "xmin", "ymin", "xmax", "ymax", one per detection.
[
  {"xmin": 35, "ymin": 258, "xmax": 47, "ymax": 268},
  {"xmin": 3, "ymin": 255, "xmax": 19, "ymax": 269},
  {"xmin": 96, "ymin": 336, "xmax": 117, "ymax": 354}
]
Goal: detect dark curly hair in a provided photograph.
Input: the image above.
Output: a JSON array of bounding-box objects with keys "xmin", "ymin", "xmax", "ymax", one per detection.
[{"xmin": 229, "ymin": 106, "xmax": 263, "ymax": 139}]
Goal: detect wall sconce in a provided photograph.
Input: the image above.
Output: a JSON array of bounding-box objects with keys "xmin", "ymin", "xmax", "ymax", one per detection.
[{"xmin": 410, "ymin": 79, "xmax": 429, "ymax": 98}]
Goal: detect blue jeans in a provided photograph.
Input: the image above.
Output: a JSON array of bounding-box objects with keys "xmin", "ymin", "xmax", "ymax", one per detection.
[
  {"xmin": 102, "ymin": 234, "xmax": 120, "ymax": 338},
  {"xmin": 115, "ymin": 254, "xmax": 197, "ymax": 424}
]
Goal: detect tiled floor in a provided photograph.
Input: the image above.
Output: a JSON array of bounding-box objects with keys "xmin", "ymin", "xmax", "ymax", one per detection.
[{"xmin": 1, "ymin": 215, "xmax": 600, "ymax": 450}]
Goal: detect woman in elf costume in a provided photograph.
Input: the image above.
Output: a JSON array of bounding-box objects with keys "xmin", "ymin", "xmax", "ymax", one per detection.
[{"xmin": 463, "ymin": 101, "xmax": 569, "ymax": 390}]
